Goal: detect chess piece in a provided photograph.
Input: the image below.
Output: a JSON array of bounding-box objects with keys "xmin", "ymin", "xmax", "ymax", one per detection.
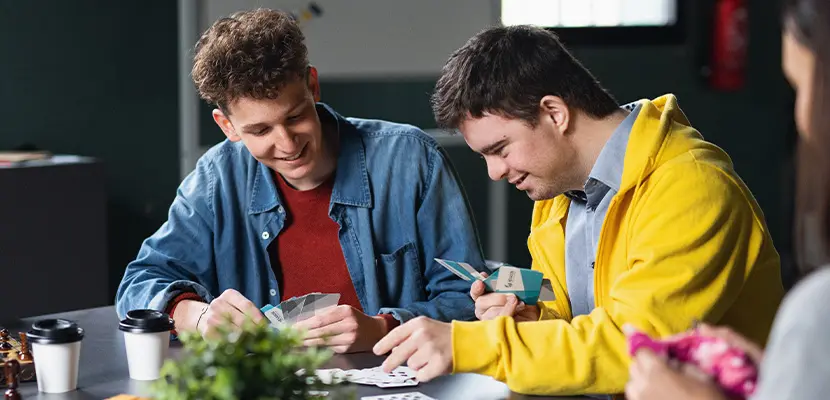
[
  {"xmin": 0, "ymin": 330, "xmax": 11, "ymax": 351},
  {"xmin": 15, "ymin": 334, "xmax": 30, "ymax": 363},
  {"xmin": 3, "ymin": 359, "xmax": 21, "ymax": 400}
]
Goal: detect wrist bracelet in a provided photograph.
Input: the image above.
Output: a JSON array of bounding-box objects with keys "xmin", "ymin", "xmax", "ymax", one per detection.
[{"xmin": 196, "ymin": 305, "xmax": 209, "ymax": 331}]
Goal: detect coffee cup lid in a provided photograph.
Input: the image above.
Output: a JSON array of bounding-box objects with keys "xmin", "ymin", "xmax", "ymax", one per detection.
[
  {"xmin": 27, "ymin": 319, "xmax": 84, "ymax": 344},
  {"xmin": 118, "ymin": 309, "xmax": 175, "ymax": 333}
]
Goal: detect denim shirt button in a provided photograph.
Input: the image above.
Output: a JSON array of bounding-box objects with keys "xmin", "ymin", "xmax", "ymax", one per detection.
[
  {"xmin": 277, "ymin": 206, "xmax": 285, "ymax": 214},
  {"xmin": 269, "ymin": 289, "xmax": 277, "ymax": 296},
  {"xmin": 261, "ymin": 231, "xmax": 270, "ymax": 240}
]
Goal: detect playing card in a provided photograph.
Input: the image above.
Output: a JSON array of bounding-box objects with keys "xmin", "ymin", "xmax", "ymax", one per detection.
[
  {"xmin": 361, "ymin": 392, "xmax": 436, "ymax": 400},
  {"xmin": 538, "ymin": 278, "xmax": 556, "ymax": 301},
  {"xmin": 434, "ymin": 258, "xmax": 485, "ymax": 281},
  {"xmin": 436, "ymin": 258, "xmax": 550, "ymax": 305},
  {"xmin": 261, "ymin": 304, "xmax": 284, "ymax": 325},
  {"xmin": 260, "ymin": 292, "xmax": 341, "ymax": 327},
  {"xmin": 375, "ymin": 379, "xmax": 419, "ymax": 388}
]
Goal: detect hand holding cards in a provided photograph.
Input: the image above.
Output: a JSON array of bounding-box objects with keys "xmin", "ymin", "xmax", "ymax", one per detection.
[
  {"xmin": 434, "ymin": 259, "xmax": 555, "ymax": 305},
  {"xmin": 260, "ymin": 293, "xmax": 341, "ymax": 327}
]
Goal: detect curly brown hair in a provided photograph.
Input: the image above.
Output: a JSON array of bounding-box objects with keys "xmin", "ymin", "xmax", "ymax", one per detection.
[{"xmin": 192, "ymin": 8, "xmax": 309, "ymax": 112}]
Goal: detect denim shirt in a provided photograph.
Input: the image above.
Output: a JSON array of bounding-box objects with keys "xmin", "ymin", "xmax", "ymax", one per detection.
[
  {"xmin": 564, "ymin": 103, "xmax": 640, "ymax": 317},
  {"xmin": 115, "ymin": 104, "xmax": 486, "ymax": 323}
]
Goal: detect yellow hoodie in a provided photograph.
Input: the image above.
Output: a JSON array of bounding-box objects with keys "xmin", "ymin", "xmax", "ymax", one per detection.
[{"xmin": 450, "ymin": 94, "xmax": 784, "ymax": 396}]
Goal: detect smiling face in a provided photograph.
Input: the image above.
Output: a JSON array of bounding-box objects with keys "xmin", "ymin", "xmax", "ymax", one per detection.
[
  {"xmin": 212, "ymin": 67, "xmax": 336, "ymax": 190},
  {"xmin": 459, "ymin": 96, "xmax": 582, "ymax": 201}
]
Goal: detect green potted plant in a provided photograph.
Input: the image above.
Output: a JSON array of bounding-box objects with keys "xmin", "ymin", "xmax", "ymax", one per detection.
[{"xmin": 151, "ymin": 317, "xmax": 353, "ymax": 400}]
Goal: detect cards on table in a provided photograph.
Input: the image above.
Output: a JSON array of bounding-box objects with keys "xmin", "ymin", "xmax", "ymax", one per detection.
[
  {"xmin": 361, "ymin": 392, "xmax": 436, "ymax": 400},
  {"xmin": 315, "ymin": 366, "xmax": 418, "ymax": 388},
  {"xmin": 435, "ymin": 258, "xmax": 555, "ymax": 306},
  {"xmin": 260, "ymin": 292, "xmax": 340, "ymax": 327}
]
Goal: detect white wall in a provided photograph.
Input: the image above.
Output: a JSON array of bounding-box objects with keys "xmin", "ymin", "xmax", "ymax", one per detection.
[{"xmin": 200, "ymin": 0, "xmax": 498, "ymax": 79}]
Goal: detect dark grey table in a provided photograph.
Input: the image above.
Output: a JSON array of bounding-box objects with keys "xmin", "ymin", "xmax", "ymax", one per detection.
[{"xmin": 3, "ymin": 306, "xmax": 585, "ymax": 399}]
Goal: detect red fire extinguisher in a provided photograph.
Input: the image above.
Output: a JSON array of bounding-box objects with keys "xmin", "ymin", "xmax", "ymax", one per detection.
[{"xmin": 708, "ymin": 0, "xmax": 749, "ymax": 91}]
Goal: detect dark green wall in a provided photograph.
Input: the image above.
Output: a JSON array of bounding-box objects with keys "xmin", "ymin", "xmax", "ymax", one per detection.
[
  {"xmin": 1, "ymin": 0, "xmax": 795, "ymax": 302},
  {"xmin": 0, "ymin": 1, "xmax": 180, "ymax": 299}
]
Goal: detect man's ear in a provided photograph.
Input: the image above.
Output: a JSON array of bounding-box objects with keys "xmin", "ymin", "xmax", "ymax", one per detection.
[
  {"xmin": 308, "ymin": 66, "xmax": 321, "ymax": 102},
  {"xmin": 213, "ymin": 109, "xmax": 242, "ymax": 142},
  {"xmin": 539, "ymin": 95, "xmax": 570, "ymax": 136}
]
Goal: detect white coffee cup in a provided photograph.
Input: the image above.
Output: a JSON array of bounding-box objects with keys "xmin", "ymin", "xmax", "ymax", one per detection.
[
  {"xmin": 119, "ymin": 309, "xmax": 175, "ymax": 381},
  {"xmin": 27, "ymin": 318, "xmax": 84, "ymax": 393}
]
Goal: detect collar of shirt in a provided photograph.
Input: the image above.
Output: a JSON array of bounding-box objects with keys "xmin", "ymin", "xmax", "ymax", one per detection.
[{"xmin": 566, "ymin": 102, "xmax": 642, "ymax": 209}]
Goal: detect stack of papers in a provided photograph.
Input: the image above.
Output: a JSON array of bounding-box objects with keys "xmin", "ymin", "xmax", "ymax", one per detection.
[
  {"xmin": 260, "ymin": 292, "xmax": 340, "ymax": 327},
  {"xmin": 435, "ymin": 258, "xmax": 555, "ymax": 305}
]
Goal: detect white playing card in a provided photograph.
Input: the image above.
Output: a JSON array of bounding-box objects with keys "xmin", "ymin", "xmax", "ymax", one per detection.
[
  {"xmin": 375, "ymin": 378, "xmax": 419, "ymax": 388},
  {"xmin": 360, "ymin": 392, "xmax": 436, "ymax": 400}
]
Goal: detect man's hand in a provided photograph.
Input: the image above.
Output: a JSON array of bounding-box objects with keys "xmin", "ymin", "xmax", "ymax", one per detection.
[
  {"xmin": 294, "ymin": 305, "xmax": 387, "ymax": 354},
  {"xmin": 626, "ymin": 346, "xmax": 727, "ymax": 400},
  {"xmin": 471, "ymin": 272, "xmax": 539, "ymax": 321},
  {"xmin": 372, "ymin": 317, "xmax": 452, "ymax": 382},
  {"xmin": 175, "ymin": 289, "xmax": 265, "ymax": 338}
]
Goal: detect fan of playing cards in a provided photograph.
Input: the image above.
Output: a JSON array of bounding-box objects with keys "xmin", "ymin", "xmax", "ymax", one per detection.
[
  {"xmin": 315, "ymin": 366, "xmax": 419, "ymax": 388},
  {"xmin": 260, "ymin": 292, "xmax": 340, "ymax": 327},
  {"xmin": 435, "ymin": 258, "xmax": 555, "ymax": 305}
]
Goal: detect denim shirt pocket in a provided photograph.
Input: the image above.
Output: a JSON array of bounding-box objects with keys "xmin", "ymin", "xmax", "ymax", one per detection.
[{"xmin": 377, "ymin": 242, "xmax": 424, "ymax": 302}]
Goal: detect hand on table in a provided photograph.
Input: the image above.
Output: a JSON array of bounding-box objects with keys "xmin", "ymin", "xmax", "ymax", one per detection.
[
  {"xmin": 471, "ymin": 272, "xmax": 539, "ymax": 322},
  {"xmin": 294, "ymin": 305, "xmax": 387, "ymax": 354},
  {"xmin": 195, "ymin": 289, "xmax": 265, "ymax": 338},
  {"xmin": 372, "ymin": 316, "xmax": 453, "ymax": 382}
]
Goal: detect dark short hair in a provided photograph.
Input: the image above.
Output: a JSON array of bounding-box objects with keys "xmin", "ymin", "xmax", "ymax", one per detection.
[
  {"xmin": 192, "ymin": 9, "xmax": 309, "ymax": 112},
  {"xmin": 431, "ymin": 25, "xmax": 619, "ymax": 130}
]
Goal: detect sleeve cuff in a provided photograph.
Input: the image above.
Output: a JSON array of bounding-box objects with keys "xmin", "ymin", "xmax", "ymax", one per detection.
[
  {"xmin": 166, "ymin": 292, "xmax": 203, "ymax": 336},
  {"xmin": 451, "ymin": 318, "xmax": 503, "ymax": 376},
  {"xmin": 378, "ymin": 313, "xmax": 400, "ymax": 333}
]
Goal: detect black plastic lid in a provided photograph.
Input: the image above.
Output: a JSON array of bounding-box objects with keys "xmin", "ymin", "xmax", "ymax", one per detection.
[
  {"xmin": 118, "ymin": 309, "xmax": 175, "ymax": 334},
  {"xmin": 27, "ymin": 319, "xmax": 84, "ymax": 344}
]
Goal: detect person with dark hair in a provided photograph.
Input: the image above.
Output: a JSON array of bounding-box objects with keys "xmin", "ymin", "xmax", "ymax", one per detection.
[
  {"xmin": 114, "ymin": 9, "xmax": 487, "ymax": 353},
  {"xmin": 372, "ymin": 25, "xmax": 784, "ymax": 395},
  {"xmin": 625, "ymin": 0, "xmax": 830, "ymax": 398}
]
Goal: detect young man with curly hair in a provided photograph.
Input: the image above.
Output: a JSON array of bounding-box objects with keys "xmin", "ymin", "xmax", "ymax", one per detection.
[{"xmin": 115, "ymin": 9, "xmax": 485, "ymax": 353}]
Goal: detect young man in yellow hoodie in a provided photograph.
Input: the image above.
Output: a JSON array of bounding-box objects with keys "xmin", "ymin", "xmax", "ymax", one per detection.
[{"xmin": 372, "ymin": 25, "xmax": 785, "ymax": 396}]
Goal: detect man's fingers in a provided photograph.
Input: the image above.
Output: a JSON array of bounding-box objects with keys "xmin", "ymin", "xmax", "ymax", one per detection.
[
  {"xmin": 373, "ymin": 321, "xmax": 415, "ymax": 355},
  {"xmin": 220, "ymin": 289, "xmax": 264, "ymax": 323},
  {"xmin": 475, "ymin": 293, "xmax": 512, "ymax": 311},
  {"xmin": 208, "ymin": 300, "xmax": 247, "ymax": 328},
  {"xmin": 304, "ymin": 318, "xmax": 356, "ymax": 340},
  {"xmin": 415, "ymin": 357, "xmax": 444, "ymax": 383},
  {"xmin": 381, "ymin": 334, "xmax": 420, "ymax": 373},
  {"xmin": 303, "ymin": 331, "xmax": 356, "ymax": 348},
  {"xmin": 470, "ymin": 280, "xmax": 486, "ymax": 300},
  {"xmin": 501, "ymin": 296, "xmax": 518, "ymax": 316}
]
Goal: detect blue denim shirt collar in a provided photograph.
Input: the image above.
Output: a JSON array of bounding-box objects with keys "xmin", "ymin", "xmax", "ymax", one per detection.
[{"xmin": 247, "ymin": 103, "xmax": 371, "ymax": 215}]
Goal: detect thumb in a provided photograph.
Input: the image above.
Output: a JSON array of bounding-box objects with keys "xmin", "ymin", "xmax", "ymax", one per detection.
[{"xmin": 470, "ymin": 280, "xmax": 486, "ymax": 300}]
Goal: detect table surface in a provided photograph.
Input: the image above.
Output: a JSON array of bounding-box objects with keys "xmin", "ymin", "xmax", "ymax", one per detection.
[{"xmin": 2, "ymin": 306, "xmax": 586, "ymax": 399}]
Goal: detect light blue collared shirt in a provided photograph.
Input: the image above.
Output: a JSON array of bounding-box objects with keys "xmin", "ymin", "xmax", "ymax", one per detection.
[{"xmin": 564, "ymin": 103, "xmax": 641, "ymax": 317}]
